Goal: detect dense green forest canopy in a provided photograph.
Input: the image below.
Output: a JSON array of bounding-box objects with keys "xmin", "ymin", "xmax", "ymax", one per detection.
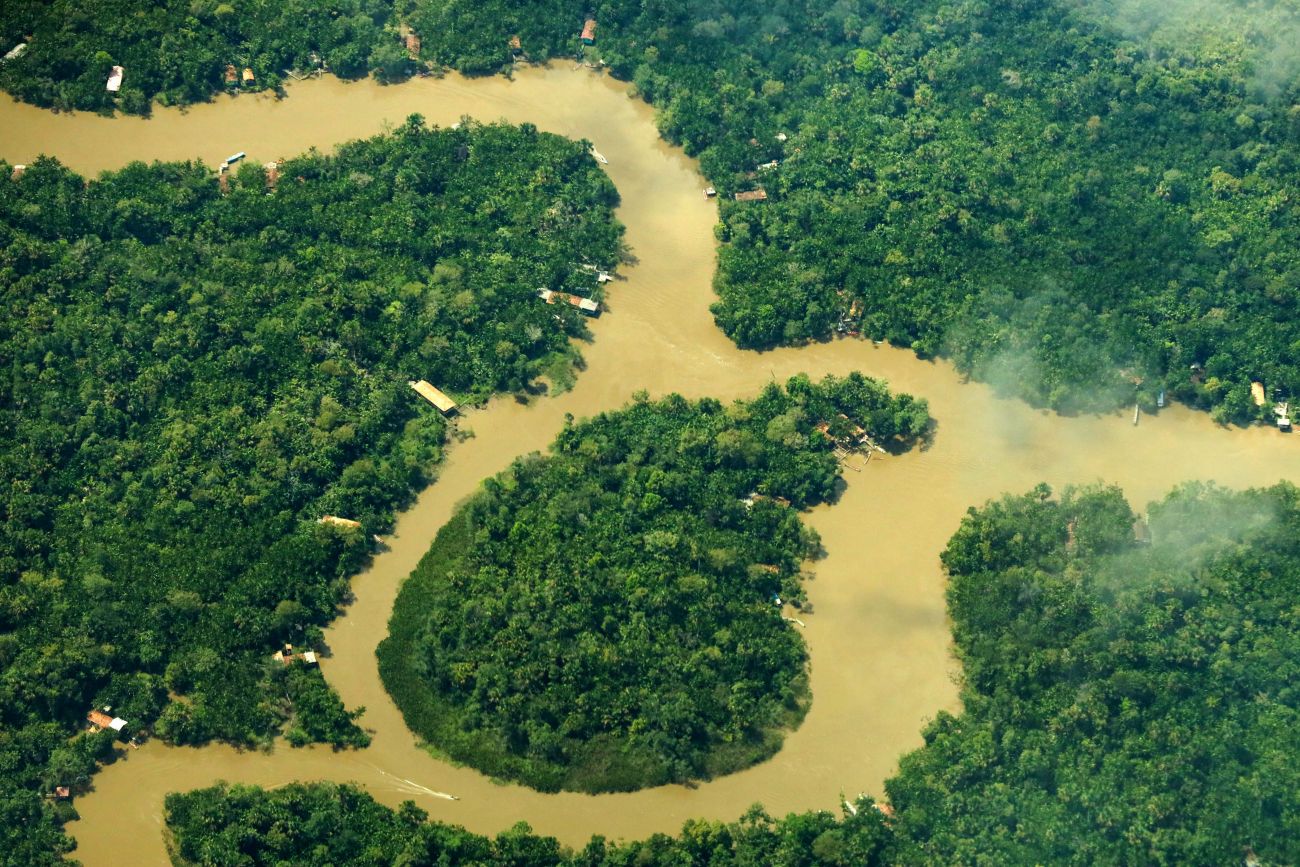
[
  {"xmin": 5, "ymin": 1, "xmax": 1300, "ymax": 417},
  {"xmin": 0, "ymin": 119, "xmax": 620, "ymax": 863},
  {"xmin": 171, "ymin": 482, "xmax": 1300, "ymax": 864},
  {"xmin": 164, "ymin": 781, "xmax": 894, "ymax": 866},
  {"xmin": 379, "ymin": 375, "xmax": 931, "ymax": 792},
  {"xmin": 418, "ymin": 0, "xmax": 1300, "ymax": 419},
  {"xmin": 886, "ymin": 481, "xmax": 1300, "ymax": 864}
]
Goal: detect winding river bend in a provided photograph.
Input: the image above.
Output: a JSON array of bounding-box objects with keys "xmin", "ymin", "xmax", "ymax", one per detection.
[{"xmin": 5, "ymin": 67, "xmax": 1300, "ymax": 866}]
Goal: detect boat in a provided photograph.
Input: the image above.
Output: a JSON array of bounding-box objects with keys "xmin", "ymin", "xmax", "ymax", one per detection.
[
  {"xmin": 589, "ymin": 145, "xmax": 608, "ymax": 164},
  {"xmin": 1157, "ymin": 390, "xmax": 1165, "ymax": 408},
  {"xmin": 1133, "ymin": 404, "xmax": 1140, "ymax": 426},
  {"xmin": 225, "ymin": 151, "xmax": 246, "ymax": 165}
]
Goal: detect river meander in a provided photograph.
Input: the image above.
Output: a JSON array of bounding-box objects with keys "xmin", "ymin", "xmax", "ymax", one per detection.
[{"xmin": 4, "ymin": 67, "xmax": 1300, "ymax": 866}]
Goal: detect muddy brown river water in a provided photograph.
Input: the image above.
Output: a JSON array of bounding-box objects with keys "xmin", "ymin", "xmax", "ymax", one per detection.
[{"xmin": 4, "ymin": 66, "xmax": 1300, "ymax": 866}]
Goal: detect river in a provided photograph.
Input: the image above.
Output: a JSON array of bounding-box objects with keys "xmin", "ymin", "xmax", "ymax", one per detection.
[{"xmin": 3, "ymin": 67, "xmax": 1299, "ymax": 866}]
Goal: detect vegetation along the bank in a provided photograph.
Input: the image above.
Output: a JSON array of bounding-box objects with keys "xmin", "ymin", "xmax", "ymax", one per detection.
[
  {"xmin": 5, "ymin": 1, "xmax": 1300, "ymax": 417},
  {"xmin": 176, "ymin": 482, "xmax": 1300, "ymax": 865},
  {"xmin": 885, "ymin": 481, "xmax": 1300, "ymax": 864},
  {"xmin": 0, "ymin": 117, "xmax": 620, "ymax": 864},
  {"xmin": 379, "ymin": 375, "xmax": 931, "ymax": 792},
  {"xmin": 165, "ymin": 781, "xmax": 895, "ymax": 866}
]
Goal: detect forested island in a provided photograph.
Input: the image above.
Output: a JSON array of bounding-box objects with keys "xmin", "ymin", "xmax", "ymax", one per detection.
[
  {"xmin": 0, "ymin": 118, "xmax": 620, "ymax": 863},
  {"xmin": 5, "ymin": 1, "xmax": 1300, "ymax": 417},
  {"xmin": 380, "ymin": 376, "xmax": 931, "ymax": 791},
  {"xmin": 173, "ymin": 482, "xmax": 1300, "ymax": 864}
]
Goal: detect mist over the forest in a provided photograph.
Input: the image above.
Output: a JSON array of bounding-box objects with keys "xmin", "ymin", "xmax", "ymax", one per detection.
[{"xmin": 1077, "ymin": 0, "xmax": 1300, "ymax": 96}]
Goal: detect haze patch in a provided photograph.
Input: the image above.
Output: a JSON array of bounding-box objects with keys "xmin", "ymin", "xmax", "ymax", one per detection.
[
  {"xmin": 1072, "ymin": 0, "xmax": 1300, "ymax": 98},
  {"xmin": 1101, "ymin": 481, "xmax": 1280, "ymax": 595}
]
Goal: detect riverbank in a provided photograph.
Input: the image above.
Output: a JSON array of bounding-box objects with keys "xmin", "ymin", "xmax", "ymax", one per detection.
[{"xmin": 4, "ymin": 67, "xmax": 1300, "ymax": 866}]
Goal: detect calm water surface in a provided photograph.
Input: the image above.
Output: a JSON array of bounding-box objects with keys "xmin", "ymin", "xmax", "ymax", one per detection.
[{"xmin": 3, "ymin": 67, "xmax": 1297, "ymax": 866}]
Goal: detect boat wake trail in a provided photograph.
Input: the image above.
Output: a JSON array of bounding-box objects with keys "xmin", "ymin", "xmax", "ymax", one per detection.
[{"xmin": 368, "ymin": 763, "xmax": 459, "ymax": 800}]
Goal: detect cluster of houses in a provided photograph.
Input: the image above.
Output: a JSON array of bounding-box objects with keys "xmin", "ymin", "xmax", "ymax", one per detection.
[
  {"xmin": 223, "ymin": 64, "xmax": 257, "ymax": 87},
  {"xmin": 834, "ymin": 291, "xmax": 864, "ymax": 335},
  {"xmin": 537, "ymin": 288, "xmax": 600, "ymax": 316},
  {"xmin": 271, "ymin": 643, "xmax": 318, "ymax": 665},
  {"xmin": 86, "ymin": 708, "xmax": 128, "ymax": 734},
  {"xmin": 814, "ymin": 414, "xmax": 871, "ymax": 445},
  {"xmin": 214, "ymin": 151, "xmax": 281, "ymax": 194},
  {"xmin": 702, "ymin": 133, "xmax": 790, "ymax": 201},
  {"xmin": 1252, "ymin": 380, "xmax": 1291, "ymax": 430}
]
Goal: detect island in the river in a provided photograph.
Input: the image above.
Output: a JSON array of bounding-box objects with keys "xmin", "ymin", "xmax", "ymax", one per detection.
[
  {"xmin": 0, "ymin": 117, "xmax": 621, "ymax": 864},
  {"xmin": 379, "ymin": 375, "xmax": 931, "ymax": 791},
  {"xmin": 173, "ymin": 481, "xmax": 1300, "ymax": 864}
]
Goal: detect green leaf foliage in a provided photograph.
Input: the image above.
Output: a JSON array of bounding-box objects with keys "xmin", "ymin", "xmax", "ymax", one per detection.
[
  {"xmin": 0, "ymin": 119, "xmax": 620, "ymax": 861},
  {"xmin": 164, "ymin": 781, "xmax": 894, "ymax": 866},
  {"xmin": 167, "ymin": 481, "xmax": 1300, "ymax": 863},
  {"xmin": 379, "ymin": 374, "xmax": 930, "ymax": 792},
  {"xmin": 7, "ymin": 4, "xmax": 1300, "ymax": 415},
  {"xmin": 886, "ymin": 481, "xmax": 1300, "ymax": 864},
  {"xmin": 0, "ymin": 0, "xmax": 394, "ymax": 112}
]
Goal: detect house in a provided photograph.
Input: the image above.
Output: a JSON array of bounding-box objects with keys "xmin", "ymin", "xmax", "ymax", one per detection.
[
  {"xmin": 703, "ymin": 186, "xmax": 717, "ymax": 197},
  {"xmin": 3, "ymin": 43, "xmax": 27, "ymax": 62},
  {"xmin": 509, "ymin": 35, "xmax": 522, "ymax": 54},
  {"xmin": 224, "ymin": 64, "xmax": 237, "ymax": 84},
  {"xmin": 106, "ymin": 66, "xmax": 124, "ymax": 93},
  {"xmin": 263, "ymin": 160, "xmax": 279, "ymax": 189},
  {"xmin": 11, "ymin": 164, "xmax": 25, "ymax": 181},
  {"xmin": 405, "ymin": 32, "xmax": 421, "ymax": 59},
  {"xmin": 581, "ymin": 19, "xmax": 597, "ymax": 44},
  {"xmin": 1274, "ymin": 402, "xmax": 1291, "ymax": 431},
  {"xmin": 319, "ymin": 515, "xmax": 361, "ymax": 529},
  {"xmin": 734, "ymin": 189, "xmax": 767, "ymax": 202},
  {"xmin": 53, "ymin": 786, "xmax": 71, "ymax": 800},
  {"xmin": 409, "ymin": 379, "xmax": 458, "ymax": 414},
  {"xmin": 87, "ymin": 710, "xmax": 127, "ymax": 733},
  {"xmin": 775, "ymin": 132, "xmax": 788, "ymax": 142},
  {"xmin": 743, "ymin": 492, "xmax": 791, "ymax": 508},
  {"xmin": 1251, "ymin": 381, "xmax": 1266, "ymax": 407},
  {"xmin": 757, "ymin": 160, "xmax": 779, "ymax": 171},
  {"xmin": 242, "ymin": 67, "xmax": 255, "ymax": 84}
]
